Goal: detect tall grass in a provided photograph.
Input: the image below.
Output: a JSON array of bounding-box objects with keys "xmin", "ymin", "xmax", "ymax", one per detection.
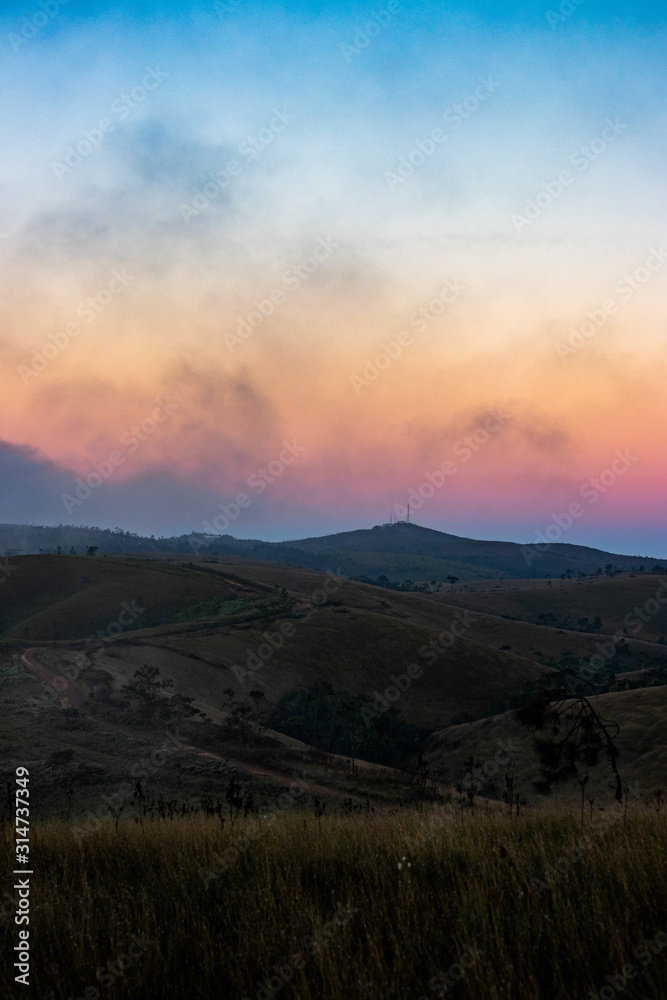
[{"xmin": 1, "ymin": 807, "xmax": 666, "ymax": 999}]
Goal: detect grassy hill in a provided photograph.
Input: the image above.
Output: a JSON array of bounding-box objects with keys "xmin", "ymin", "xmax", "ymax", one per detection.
[
  {"xmin": 0, "ymin": 555, "xmax": 551, "ymax": 728},
  {"xmin": 448, "ymin": 574, "xmax": 667, "ymax": 643},
  {"xmin": 271, "ymin": 522, "xmax": 661, "ymax": 580},
  {"xmin": 0, "ymin": 554, "xmax": 269, "ymax": 642},
  {"xmin": 150, "ymin": 556, "xmax": 667, "ymax": 668},
  {"xmin": 2, "ymin": 553, "xmax": 666, "ymax": 823},
  {"xmin": 424, "ymin": 685, "xmax": 667, "ymax": 809}
]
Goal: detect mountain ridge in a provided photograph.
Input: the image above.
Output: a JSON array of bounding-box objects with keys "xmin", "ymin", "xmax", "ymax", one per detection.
[{"xmin": 0, "ymin": 520, "xmax": 663, "ymax": 582}]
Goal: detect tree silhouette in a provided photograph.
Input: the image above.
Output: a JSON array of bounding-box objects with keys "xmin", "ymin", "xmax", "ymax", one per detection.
[
  {"xmin": 168, "ymin": 693, "xmax": 202, "ymax": 735},
  {"xmin": 446, "ymin": 575, "xmax": 459, "ymax": 602},
  {"xmin": 516, "ymin": 684, "xmax": 622, "ymax": 802},
  {"xmin": 248, "ymin": 689, "xmax": 266, "ymax": 737},
  {"xmin": 122, "ymin": 665, "xmax": 173, "ymax": 723}
]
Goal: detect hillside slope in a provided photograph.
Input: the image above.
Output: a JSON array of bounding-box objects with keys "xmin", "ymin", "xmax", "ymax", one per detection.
[
  {"xmin": 273, "ymin": 522, "xmax": 660, "ymax": 579},
  {"xmin": 0, "ymin": 555, "xmax": 553, "ymax": 728},
  {"xmin": 2, "ymin": 554, "xmax": 666, "ymax": 816},
  {"xmin": 0, "ymin": 554, "xmax": 260, "ymax": 641},
  {"xmin": 424, "ymin": 685, "xmax": 667, "ymax": 808},
  {"xmin": 448, "ymin": 574, "xmax": 667, "ymax": 643}
]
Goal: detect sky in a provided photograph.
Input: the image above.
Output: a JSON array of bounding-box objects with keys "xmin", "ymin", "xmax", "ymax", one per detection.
[{"xmin": 0, "ymin": 0, "xmax": 665, "ymax": 555}]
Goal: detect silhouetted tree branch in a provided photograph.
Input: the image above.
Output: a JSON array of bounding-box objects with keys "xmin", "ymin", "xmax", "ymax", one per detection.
[{"xmin": 515, "ymin": 685, "xmax": 622, "ymax": 802}]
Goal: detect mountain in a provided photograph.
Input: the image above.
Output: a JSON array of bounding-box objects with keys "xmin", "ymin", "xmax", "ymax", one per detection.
[
  {"xmin": 0, "ymin": 520, "xmax": 663, "ymax": 582},
  {"xmin": 2, "ymin": 553, "xmax": 666, "ymax": 817},
  {"xmin": 269, "ymin": 522, "xmax": 662, "ymax": 581}
]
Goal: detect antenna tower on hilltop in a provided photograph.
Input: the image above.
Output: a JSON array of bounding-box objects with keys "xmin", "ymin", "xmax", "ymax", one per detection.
[{"xmin": 385, "ymin": 502, "xmax": 412, "ymax": 527}]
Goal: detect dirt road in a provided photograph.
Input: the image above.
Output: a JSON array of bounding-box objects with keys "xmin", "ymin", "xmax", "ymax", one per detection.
[{"xmin": 20, "ymin": 647, "xmax": 84, "ymax": 710}]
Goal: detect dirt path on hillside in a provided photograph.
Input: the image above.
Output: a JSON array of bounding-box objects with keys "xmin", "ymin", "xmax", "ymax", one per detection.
[
  {"xmin": 17, "ymin": 648, "xmax": 420, "ymax": 804},
  {"xmin": 17, "ymin": 648, "xmax": 368, "ymax": 801},
  {"xmin": 20, "ymin": 648, "xmax": 84, "ymax": 710},
  {"xmin": 173, "ymin": 741, "xmax": 368, "ymax": 802}
]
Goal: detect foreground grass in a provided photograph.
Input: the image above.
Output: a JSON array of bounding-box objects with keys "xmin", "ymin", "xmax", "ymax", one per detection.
[{"xmin": 1, "ymin": 807, "xmax": 666, "ymax": 1000}]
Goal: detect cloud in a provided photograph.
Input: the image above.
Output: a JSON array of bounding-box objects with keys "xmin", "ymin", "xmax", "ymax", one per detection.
[{"xmin": 0, "ymin": 438, "xmax": 272, "ymax": 537}]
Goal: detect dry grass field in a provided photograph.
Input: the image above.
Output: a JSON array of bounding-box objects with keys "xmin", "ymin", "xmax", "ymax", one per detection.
[{"xmin": 1, "ymin": 807, "xmax": 666, "ymax": 1000}]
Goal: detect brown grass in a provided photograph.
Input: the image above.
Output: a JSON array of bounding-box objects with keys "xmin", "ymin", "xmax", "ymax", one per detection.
[{"xmin": 2, "ymin": 806, "xmax": 666, "ymax": 1000}]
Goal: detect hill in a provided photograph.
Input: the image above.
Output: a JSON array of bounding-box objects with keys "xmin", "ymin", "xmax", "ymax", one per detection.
[
  {"xmin": 0, "ymin": 554, "xmax": 264, "ymax": 641},
  {"xmin": 273, "ymin": 522, "xmax": 662, "ymax": 580},
  {"xmin": 0, "ymin": 555, "xmax": 551, "ymax": 729},
  {"xmin": 1, "ymin": 520, "xmax": 663, "ymax": 583},
  {"xmin": 2, "ymin": 553, "xmax": 666, "ymax": 821},
  {"xmin": 424, "ymin": 685, "xmax": 667, "ymax": 809},
  {"xmin": 446, "ymin": 573, "xmax": 667, "ymax": 643}
]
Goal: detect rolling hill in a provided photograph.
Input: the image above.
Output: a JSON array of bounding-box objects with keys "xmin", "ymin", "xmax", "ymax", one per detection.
[
  {"xmin": 1, "ymin": 520, "xmax": 664, "ymax": 583},
  {"xmin": 2, "ymin": 551, "xmax": 666, "ymax": 819},
  {"xmin": 446, "ymin": 573, "xmax": 667, "ymax": 643},
  {"xmin": 424, "ymin": 685, "xmax": 667, "ymax": 809}
]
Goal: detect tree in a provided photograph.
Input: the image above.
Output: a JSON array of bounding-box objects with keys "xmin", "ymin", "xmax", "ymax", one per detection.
[
  {"xmin": 268, "ymin": 684, "xmax": 423, "ymax": 767},
  {"xmin": 248, "ymin": 690, "xmax": 266, "ymax": 737},
  {"xmin": 168, "ymin": 693, "xmax": 203, "ymax": 735},
  {"xmin": 516, "ymin": 685, "xmax": 623, "ymax": 802},
  {"xmin": 447, "ymin": 575, "xmax": 459, "ymax": 602},
  {"xmin": 122, "ymin": 665, "xmax": 174, "ymax": 723},
  {"xmin": 338, "ymin": 696, "xmax": 363, "ymax": 774},
  {"xmin": 86, "ymin": 546, "xmax": 99, "ymax": 557},
  {"xmin": 413, "ymin": 754, "xmax": 437, "ymax": 813},
  {"xmin": 228, "ymin": 703, "xmax": 253, "ymax": 746},
  {"xmin": 225, "ymin": 776, "xmax": 244, "ymax": 829}
]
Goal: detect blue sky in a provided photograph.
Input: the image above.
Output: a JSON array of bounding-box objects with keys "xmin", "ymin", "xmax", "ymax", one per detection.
[{"xmin": 0, "ymin": 0, "xmax": 665, "ymax": 554}]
